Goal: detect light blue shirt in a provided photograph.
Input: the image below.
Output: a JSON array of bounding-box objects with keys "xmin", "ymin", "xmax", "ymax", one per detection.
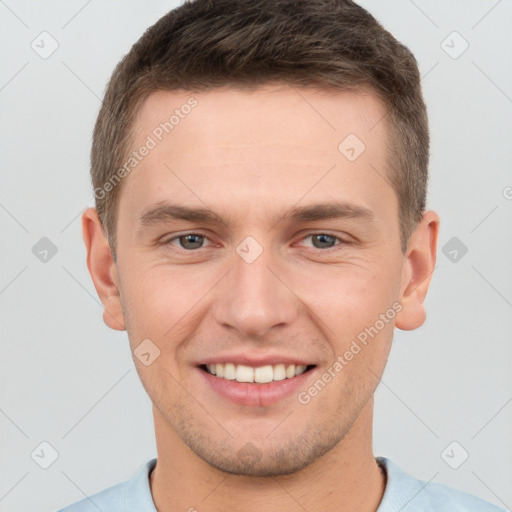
[{"xmin": 57, "ymin": 456, "xmax": 506, "ymax": 511}]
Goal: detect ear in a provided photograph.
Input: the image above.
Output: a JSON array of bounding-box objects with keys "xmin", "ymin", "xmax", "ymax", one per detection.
[
  {"xmin": 82, "ymin": 207, "xmax": 126, "ymax": 331},
  {"xmin": 395, "ymin": 210, "xmax": 440, "ymax": 331}
]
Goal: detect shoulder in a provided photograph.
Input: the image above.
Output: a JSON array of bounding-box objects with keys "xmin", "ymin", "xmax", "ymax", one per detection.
[
  {"xmin": 377, "ymin": 457, "xmax": 506, "ymax": 512},
  {"xmin": 56, "ymin": 458, "xmax": 157, "ymax": 512}
]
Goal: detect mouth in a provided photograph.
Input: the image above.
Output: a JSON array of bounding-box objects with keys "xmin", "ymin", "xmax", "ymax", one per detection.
[
  {"xmin": 196, "ymin": 361, "xmax": 318, "ymax": 406},
  {"xmin": 199, "ymin": 363, "xmax": 316, "ymax": 383}
]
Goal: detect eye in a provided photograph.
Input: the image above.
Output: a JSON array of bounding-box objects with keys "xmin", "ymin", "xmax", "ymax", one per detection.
[
  {"xmin": 161, "ymin": 231, "xmax": 347, "ymax": 252},
  {"xmin": 165, "ymin": 233, "xmax": 212, "ymax": 250},
  {"xmin": 300, "ymin": 232, "xmax": 344, "ymax": 250}
]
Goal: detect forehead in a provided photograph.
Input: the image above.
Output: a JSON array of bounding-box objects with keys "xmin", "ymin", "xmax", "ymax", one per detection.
[
  {"xmin": 120, "ymin": 84, "xmax": 394, "ymax": 228},
  {"xmin": 133, "ymin": 84, "xmax": 387, "ymax": 151}
]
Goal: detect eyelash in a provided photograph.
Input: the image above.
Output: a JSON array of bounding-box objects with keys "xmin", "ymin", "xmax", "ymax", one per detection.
[{"xmin": 161, "ymin": 231, "xmax": 347, "ymax": 251}]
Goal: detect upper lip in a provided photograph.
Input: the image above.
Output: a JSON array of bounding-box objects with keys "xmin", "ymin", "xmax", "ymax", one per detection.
[{"xmin": 198, "ymin": 353, "xmax": 316, "ymax": 367}]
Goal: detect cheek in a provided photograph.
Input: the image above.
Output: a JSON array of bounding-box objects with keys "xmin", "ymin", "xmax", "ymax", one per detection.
[
  {"xmin": 303, "ymin": 263, "xmax": 398, "ymax": 402},
  {"xmin": 293, "ymin": 258, "xmax": 401, "ymax": 343},
  {"xmin": 122, "ymin": 265, "xmax": 189, "ymax": 322},
  {"xmin": 120, "ymin": 264, "xmax": 216, "ymax": 361}
]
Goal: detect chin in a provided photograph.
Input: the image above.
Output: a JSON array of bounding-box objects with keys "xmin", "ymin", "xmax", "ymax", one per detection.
[{"xmin": 187, "ymin": 432, "xmax": 341, "ymax": 477}]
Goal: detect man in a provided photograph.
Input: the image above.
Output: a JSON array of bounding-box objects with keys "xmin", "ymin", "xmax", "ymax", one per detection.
[{"xmin": 58, "ymin": 0, "xmax": 505, "ymax": 510}]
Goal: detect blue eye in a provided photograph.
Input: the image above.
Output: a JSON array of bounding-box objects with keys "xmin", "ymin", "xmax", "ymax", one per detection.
[
  {"xmin": 171, "ymin": 233, "xmax": 207, "ymax": 250},
  {"xmin": 300, "ymin": 232, "xmax": 344, "ymax": 250},
  {"xmin": 308, "ymin": 233, "xmax": 340, "ymax": 249},
  {"xmin": 162, "ymin": 231, "xmax": 344, "ymax": 252}
]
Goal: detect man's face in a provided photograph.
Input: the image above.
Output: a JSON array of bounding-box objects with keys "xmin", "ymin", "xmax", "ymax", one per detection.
[{"xmin": 111, "ymin": 85, "xmax": 409, "ymax": 475}]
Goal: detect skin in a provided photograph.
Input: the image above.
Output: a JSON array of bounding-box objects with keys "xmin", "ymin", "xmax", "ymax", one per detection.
[{"xmin": 83, "ymin": 84, "xmax": 439, "ymax": 512}]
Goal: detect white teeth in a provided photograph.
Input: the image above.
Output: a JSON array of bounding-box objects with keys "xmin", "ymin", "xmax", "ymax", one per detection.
[
  {"xmin": 204, "ymin": 362, "xmax": 311, "ymax": 382},
  {"xmin": 285, "ymin": 364, "xmax": 296, "ymax": 378},
  {"xmin": 236, "ymin": 364, "xmax": 254, "ymax": 383},
  {"xmin": 254, "ymin": 365, "xmax": 273, "ymax": 383},
  {"xmin": 273, "ymin": 364, "xmax": 286, "ymax": 381},
  {"xmin": 295, "ymin": 365, "xmax": 307, "ymax": 376},
  {"xmin": 223, "ymin": 363, "xmax": 236, "ymax": 380}
]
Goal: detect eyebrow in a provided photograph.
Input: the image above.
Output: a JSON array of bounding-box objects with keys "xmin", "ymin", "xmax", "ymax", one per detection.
[{"xmin": 138, "ymin": 201, "xmax": 377, "ymax": 228}]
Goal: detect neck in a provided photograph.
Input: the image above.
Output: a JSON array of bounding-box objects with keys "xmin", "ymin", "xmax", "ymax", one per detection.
[{"xmin": 149, "ymin": 399, "xmax": 387, "ymax": 512}]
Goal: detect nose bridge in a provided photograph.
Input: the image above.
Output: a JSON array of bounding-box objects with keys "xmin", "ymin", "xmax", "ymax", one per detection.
[{"xmin": 212, "ymin": 237, "xmax": 298, "ymax": 337}]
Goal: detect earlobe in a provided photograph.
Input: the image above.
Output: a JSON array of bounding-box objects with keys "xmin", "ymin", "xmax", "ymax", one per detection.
[
  {"xmin": 82, "ymin": 207, "xmax": 126, "ymax": 331},
  {"xmin": 395, "ymin": 210, "xmax": 440, "ymax": 331}
]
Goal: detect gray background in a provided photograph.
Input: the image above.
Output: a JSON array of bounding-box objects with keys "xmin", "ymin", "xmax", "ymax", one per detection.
[{"xmin": 1, "ymin": 1, "xmax": 511, "ymax": 511}]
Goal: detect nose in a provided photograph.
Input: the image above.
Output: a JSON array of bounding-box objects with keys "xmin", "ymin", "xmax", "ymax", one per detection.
[{"xmin": 211, "ymin": 241, "xmax": 300, "ymax": 339}]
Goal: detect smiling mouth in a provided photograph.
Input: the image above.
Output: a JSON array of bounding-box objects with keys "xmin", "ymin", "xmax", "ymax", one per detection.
[{"xmin": 199, "ymin": 363, "xmax": 316, "ymax": 383}]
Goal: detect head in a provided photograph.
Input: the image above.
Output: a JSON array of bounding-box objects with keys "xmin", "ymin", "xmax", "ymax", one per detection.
[{"xmin": 84, "ymin": 0, "xmax": 439, "ymax": 477}]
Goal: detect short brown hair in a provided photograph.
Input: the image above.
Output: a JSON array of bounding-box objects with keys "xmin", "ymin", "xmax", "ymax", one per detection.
[{"xmin": 91, "ymin": 0, "xmax": 429, "ymax": 260}]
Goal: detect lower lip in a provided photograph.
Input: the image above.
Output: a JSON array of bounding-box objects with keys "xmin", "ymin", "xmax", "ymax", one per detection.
[{"xmin": 197, "ymin": 366, "xmax": 316, "ymax": 407}]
